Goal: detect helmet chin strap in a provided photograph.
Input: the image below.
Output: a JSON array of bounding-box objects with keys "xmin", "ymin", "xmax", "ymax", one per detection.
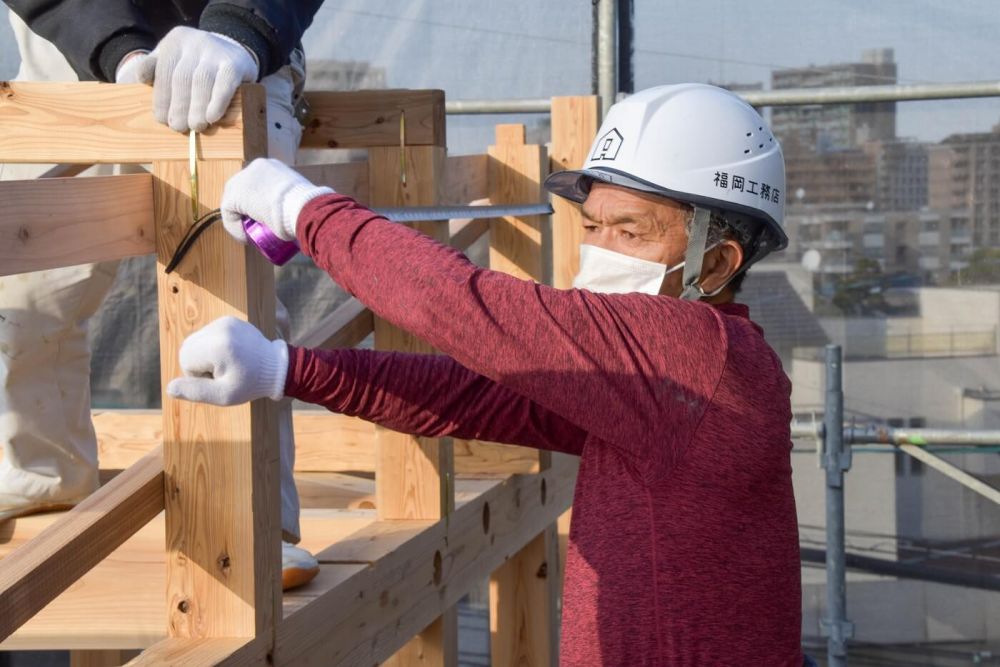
[{"xmin": 679, "ymin": 207, "xmax": 711, "ymax": 301}]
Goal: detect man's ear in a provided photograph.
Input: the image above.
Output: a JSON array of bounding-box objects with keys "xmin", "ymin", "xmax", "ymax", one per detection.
[{"xmin": 700, "ymin": 240, "xmax": 744, "ymax": 294}]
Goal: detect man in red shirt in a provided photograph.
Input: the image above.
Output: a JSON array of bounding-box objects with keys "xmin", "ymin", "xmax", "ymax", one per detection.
[{"xmin": 169, "ymin": 84, "xmax": 808, "ymax": 665}]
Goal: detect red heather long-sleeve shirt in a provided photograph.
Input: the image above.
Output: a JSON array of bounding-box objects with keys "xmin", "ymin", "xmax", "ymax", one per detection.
[{"xmin": 285, "ymin": 194, "xmax": 803, "ymax": 666}]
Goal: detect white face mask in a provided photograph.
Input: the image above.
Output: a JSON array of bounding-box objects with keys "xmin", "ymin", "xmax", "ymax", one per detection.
[{"xmin": 572, "ymin": 244, "xmax": 685, "ymax": 295}]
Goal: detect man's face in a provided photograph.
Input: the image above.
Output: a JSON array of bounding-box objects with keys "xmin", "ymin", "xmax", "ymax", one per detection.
[{"xmin": 579, "ymin": 183, "xmax": 742, "ymax": 299}]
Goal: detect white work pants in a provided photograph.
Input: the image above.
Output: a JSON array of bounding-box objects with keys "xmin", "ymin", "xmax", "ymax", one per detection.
[{"xmin": 0, "ymin": 13, "xmax": 303, "ymax": 542}]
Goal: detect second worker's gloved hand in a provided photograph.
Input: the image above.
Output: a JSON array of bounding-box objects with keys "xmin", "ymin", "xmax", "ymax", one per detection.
[
  {"xmin": 220, "ymin": 158, "xmax": 334, "ymax": 244},
  {"xmin": 166, "ymin": 316, "xmax": 288, "ymax": 406},
  {"xmin": 114, "ymin": 50, "xmax": 150, "ymax": 85},
  {"xmin": 133, "ymin": 26, "xmax": 259, "ymax": 132}
]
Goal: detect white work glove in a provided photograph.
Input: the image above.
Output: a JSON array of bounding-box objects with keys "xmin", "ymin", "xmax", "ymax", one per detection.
[
  {"xmin": 133, "ymin": 26, "xmax": 259, "ymax": 132},
  {"xmin": 114, "ymin": 50, "xmax": 150, "ymax": 84},
  {"xmin": 166, "ymin": 316, "xmax": 288, "ymax": 406},
  {"xmin": 221, "ymin": 158, "xmax": 334, "ymax": 244}
]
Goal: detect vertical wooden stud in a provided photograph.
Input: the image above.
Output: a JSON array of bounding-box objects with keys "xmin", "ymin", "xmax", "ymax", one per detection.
[
  {"xmin": 153, "ymin": 85, "xmax": 281, "ymax": 642},
  {"xmin": 550, "ymin": 96, "xmax": 600, "ymax": 290},
  {"xmin": 368, "ymin": 144, "xmax": 458, "ymax": 667},
  {"xmin": 485, "ymin": 124, "xmax": 559, "ymax": 667},
  {"xmin": 548, "ymin": 97, "xmax": 598, "ymax": 604}
]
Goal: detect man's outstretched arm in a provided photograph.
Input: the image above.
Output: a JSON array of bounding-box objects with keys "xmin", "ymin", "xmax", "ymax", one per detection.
[{"xmin": 286, "ymin": 346, "xmax": 587, "ymax": 456}]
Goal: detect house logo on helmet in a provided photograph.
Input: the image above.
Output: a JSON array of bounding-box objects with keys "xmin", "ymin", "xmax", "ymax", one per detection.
[{"xmin": 591, "ymin": 128, "xmax": 624, "ymax": 161}]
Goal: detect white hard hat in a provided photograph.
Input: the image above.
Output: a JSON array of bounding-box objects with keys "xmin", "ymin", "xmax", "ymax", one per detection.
[{"xmin": 545, "ymin": 83, "xmax": 787, "ymax": 296}]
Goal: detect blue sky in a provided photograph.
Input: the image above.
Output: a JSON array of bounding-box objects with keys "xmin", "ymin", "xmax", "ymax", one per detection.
[{"xmin": 2, "ymin": 1, "xmax": 998, "ymax": 145}]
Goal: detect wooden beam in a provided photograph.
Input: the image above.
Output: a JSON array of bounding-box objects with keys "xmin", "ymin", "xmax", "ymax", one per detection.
[
  {"xmin": 0, "ymin": 174, "xmax": 154, "ymax": 276},
  {"xmin": 292, "ymin": 297, "xmax": 373, "ymax": 350},
  {"xmin": 91, "ymin": 411, "xmax": 543, "ymax": 477},
  {"xmin": 442, "ymin": 154, "xmax": 490, "ymax": 205},
  {"xmin": 0, "ymin": 507, "xmax": 376, "ymax": 651},
  {"xmin": 299, "ymin": 90, "xmax": 445, "ymax": 150},
  {"xmin": 549, "ymin": 96, "xmax": 600, "ymax": 290},
  {"xmin": 127, "ymin": 637, "xmax": 266, "ymax": 667},
  {"xmin": 70, "ymin": 650, "xmax": 142, "ymax": 667},
  {"xmin": 449, "ymin": 218, "xmax": 489, "ymax": 254},
  {"xmin": 153, "ymin": 81, "xmax": 279, "ymax": 641},
  {"xmin": 482, "ymin": 123, "xmax": 558, "ymax": 667},
  {"xmin": 367, "ymin": 142, "xmax": 458, "ymax": 667},
  {"xmin": 295, "ymin": 154, "xmax": 488, "ymax": 208},
  {"xmin": 487, "ymin": 124, "xmax": 548, "ymax": 283},
  {"xmin": 548, "ymin": 96, "xmax": 597, "ymax": 602},
  {"xmin": 0, "ymin": 448, "xmax": 163, "ymax": 643},
  {"xmin": 490, "ymin": 532, "xmax": 556, "ymax": 667},
  {"xmin": 295, "ymin": 162, "xmax": 369, "ymax": 201},
  {"xmin": 275, "ymin": 460, "xmax": 575, "ymax": 666},
  {"xmin": 39, "ymin": 163, "xmax": 94, "ymax": 179},
  {"xmin": 0, "ymin": 83, "xmax": 264, "ymax": 163}
]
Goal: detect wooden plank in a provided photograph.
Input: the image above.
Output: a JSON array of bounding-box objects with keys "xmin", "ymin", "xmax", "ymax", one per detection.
[
  {"xmin": 274, "ymin": 460, "xmax": 576, "ymax": 666},
  {"xmin": 0, "ymin": 449, "xmax": 163, "ymax": 643},
  {"xmin": 0, "ymin": 82, "xmax": 264, "ymax": 163},
  {"xmin": 70, "ymin": 650, "xmax": 142, "ymax": 667},
  {"xmin": 548, "ymin": 97, "xmax": 597, "ymax": 610},
  {"xmin": 300, "ymin": 90, "xmax": 445, "ymax": 149},
  {"xmin": 90, "ymin": 410, "xmax": 544, "ymax": 477},
  {"xmin": 550, "ymin": 96, "xmax": 600, "ymax": 290},
  {"xmin": 449, "ymin": 218, "xmax": 489, "ymax": 254},
  {"xmin": 367, "ymin": 142, "xmax": 458, "ymax": 667},
  {"xmin": 0, "ymin": 174, "xmax": 154, "ymax": 276},
  {"xmin": 127, "ymin": 637, "xmax": 266, "ymax": 667},
  {"xmin": 295, "ymin": 162, "xmax": 368, "ymax": 201},
  {"xmin": 294, "ymin": 154, "xmax": 487, "ymax": 208},
  {"xmin": 489, "ymin": 531, "xmax": 556, "ymax": 667},
  {"xmin": 482, "ymin": 123, "xmax": 558, "ymax": 667},
  {"xmin": 39, "ymin": 163, "xmax": 94, "ymax": 179},
  {"xmin": 442, "ymin": 154, "xmax": 489, "ymax": 205},
  {"xmin": 0, "ymin": 507, "xmax": 376, "ymax": 651},
  {"xmin": 153, "ymin": 80, "xmax": 278, "ymax": 641},
  {"xmin": 486, "ymin": 125, "xmax": 547, "ymax": 282},
  {"xmin": 292, "ymin": 297, "xmax": 373, "ymax": 350}
]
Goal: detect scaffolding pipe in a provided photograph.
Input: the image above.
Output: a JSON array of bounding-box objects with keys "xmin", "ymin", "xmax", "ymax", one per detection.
[
  {"xmin": 822, "ymin": 346, "xmax": 853, "ymax": 666},
  {"xmin": 742, "ymin": 80, "xmax": 1000, "ymax": 107},
  {"xmin": 800, "ymin": 547, "xmax": 1000, "ymax": 593},
  {"xmin": 846, "ymin": 425, "xmax": 1000, "ymax": 446},
  {"xmin": 597, "ymin": 0, "xmax": 618, "ymax": 119},
  {"xmin": 444, "ymin": 80, "xmax": 1000, "ymax": 116},
  {"xmin": 445, "ymin": 98, "xmax": 552, "ymax": 115},
  {"xmin": 791, "ymin": 422, "xmax": 1000, "ymax": 447}
]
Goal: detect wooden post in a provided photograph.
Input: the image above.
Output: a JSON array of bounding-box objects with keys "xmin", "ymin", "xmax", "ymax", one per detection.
[
  {"xmin": 550, "ymin": 96, "xmax": 600, "ymax": 290},
  {"xmin": 548, "ymin": 97, "xmax": 598, "ymax": 600},
  {"xmin": 485, "ymin": 124, "xmax": 559, "ymax": 667},
  {"xmin": 368, "ymin": 144, "xmax": 458, "ymax": 667},
  {"xmin": 153, "ymin": 85, "xmax": 281, "ymax": 642}
]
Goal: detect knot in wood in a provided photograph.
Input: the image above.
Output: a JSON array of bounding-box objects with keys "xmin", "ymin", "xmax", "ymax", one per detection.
[{"xmin": 433, "ymin": 550, "xmax": 443, "ymax": 587}]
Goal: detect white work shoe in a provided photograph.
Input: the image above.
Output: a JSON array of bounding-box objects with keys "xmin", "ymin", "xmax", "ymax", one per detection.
[
  {"xmin": 0, "ymin": 493, "xmax": 82, "ymax": 523},
  {"xmin": 282, "ymin": 540, "xmax": 319, "ymax": 591}
]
